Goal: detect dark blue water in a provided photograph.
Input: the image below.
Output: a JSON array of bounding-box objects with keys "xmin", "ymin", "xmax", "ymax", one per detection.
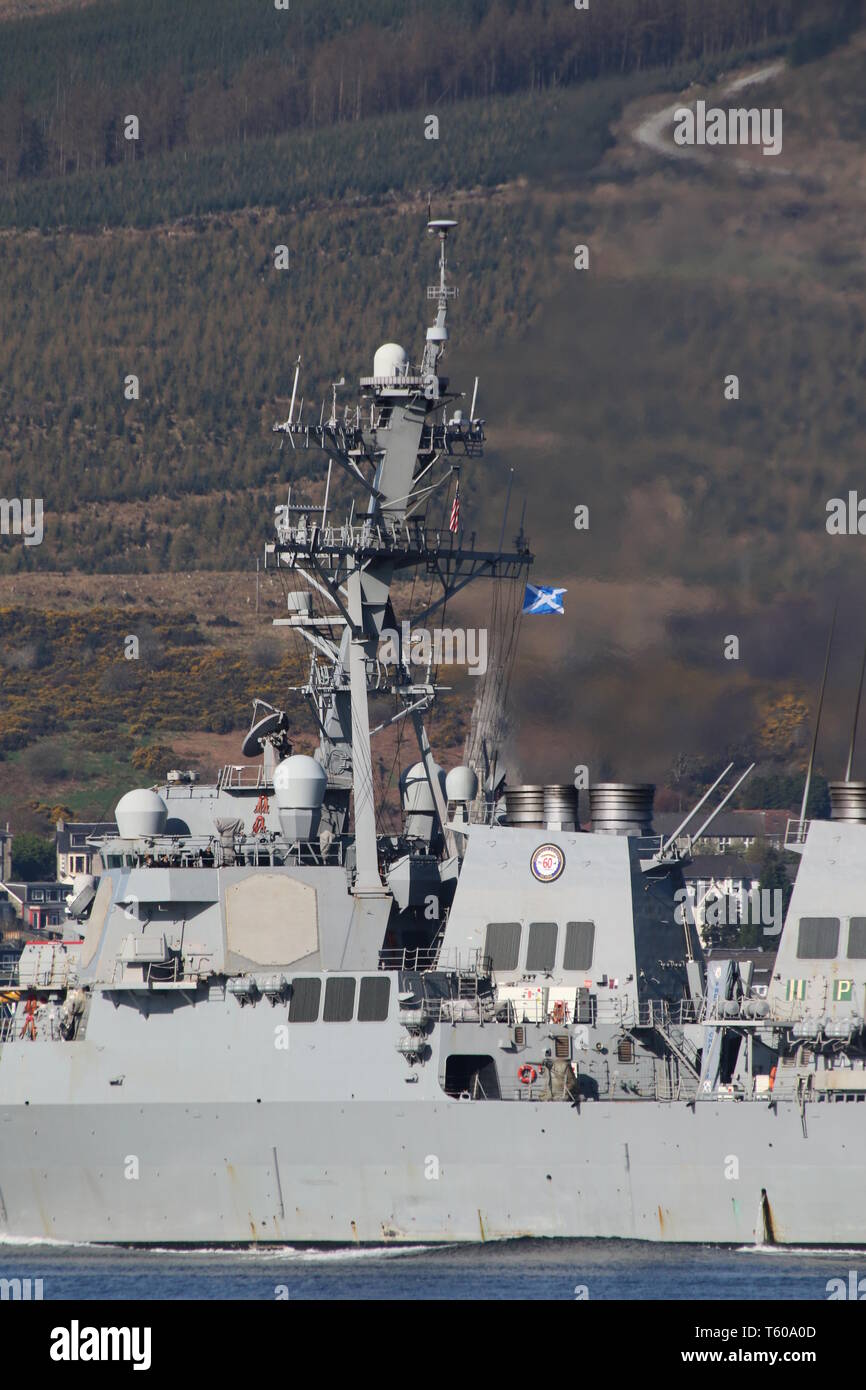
[{"xmin": 1, "ymin": 1239, "xmax": 860, "ymax": 1300}]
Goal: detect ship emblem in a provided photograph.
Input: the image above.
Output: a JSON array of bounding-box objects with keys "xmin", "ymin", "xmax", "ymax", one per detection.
[{"xmin": 530, "ymin": 844, "xmax": 565, "ymax": 882}]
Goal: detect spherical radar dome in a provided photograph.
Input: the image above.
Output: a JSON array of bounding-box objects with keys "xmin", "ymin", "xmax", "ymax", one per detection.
[
  {"xmin": 445, "ymin": 765, "xmax": 479, "ymax": 804},
  {"xmin": 373, "ymin": 343, "xmax": 409, "ymax": 379},
  {"xmin": 273, "ymin": 755, "xmax": 327, "ymax": 810},
  {"xmin": 116, "ymin": 788, "xmax": 168, "ymax": 839}
]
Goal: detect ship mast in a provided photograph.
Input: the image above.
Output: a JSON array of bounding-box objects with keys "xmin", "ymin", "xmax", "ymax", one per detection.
[{"xmin": 268, "ymin": 219, "xmax": 532, "ymax": 899}]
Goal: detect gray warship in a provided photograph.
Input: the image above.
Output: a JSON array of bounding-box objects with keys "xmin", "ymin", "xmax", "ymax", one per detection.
[{"xmin": 2, "ymin": 222, "xmax": 866, "ymax": 1247}]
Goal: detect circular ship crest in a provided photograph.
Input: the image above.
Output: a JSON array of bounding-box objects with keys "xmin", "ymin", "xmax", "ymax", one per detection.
[{"xmin": 530, "ymin": 844, "xmax": 565, "ymax": 882}]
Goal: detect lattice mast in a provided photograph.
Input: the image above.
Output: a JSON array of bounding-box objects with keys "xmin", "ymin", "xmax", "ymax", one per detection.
[{"xmin": 267, "ymin": 220, "xmax": 532, "ymax": 892}]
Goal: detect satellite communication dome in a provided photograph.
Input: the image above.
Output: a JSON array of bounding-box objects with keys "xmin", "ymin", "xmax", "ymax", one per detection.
[
  {"xmin": 445, "ymin": 765, "xmax": 479, "ymax": 804},
  {"xmin": 273, "ymin": 755, "xmax": 327, "ymax": 842},
  {"xmin": 400, "ymin": 760, "xmax": 446, "ymax": 813},
  {"xmin": 399, "ymin": 761, "xmax": 448, "ymax": 842},
  {"xmin": 273, "ymin": 755, "xmax": 327, "ymax": 809},
  {"xmin": 115, "ymin": 789, "xmax": 168, "ymax": 839},
  {"xmin": 373, "ymin": 343, "xmax": 409, "ymax": 379}
]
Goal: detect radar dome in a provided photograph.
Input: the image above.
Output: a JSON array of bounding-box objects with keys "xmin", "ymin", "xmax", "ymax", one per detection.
[
  {"xmin": 116, "ymin": 789, "xmax": 168, "ymax": 839},
  {"xmin": 273, "ymin": 755, "xmax": 327, "ymax": 842},
  {"xmin": 373, "ymin": 343, "xmax": 409, "ymax": 379},
  {"xmin": 446, "ymin": 765, "xmax": 479, "ymax": 804},
  {"xmin": 400, "ymin": 760, "xmax": 446, "ymax": 811},
  {"xmin": 400, "ymin": 761, "xmax": 446, "ymax": 841}
]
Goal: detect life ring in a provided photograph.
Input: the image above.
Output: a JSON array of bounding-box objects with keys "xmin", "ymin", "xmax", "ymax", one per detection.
[{"xmin": 518, "ymin": 1064, "xmax": 537, "ymax": 1086}]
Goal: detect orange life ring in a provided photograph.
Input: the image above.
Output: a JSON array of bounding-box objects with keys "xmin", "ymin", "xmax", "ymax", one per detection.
[{"xmin": 518, "ymin": 1064, "xmax": 537, "ymax": 1085}]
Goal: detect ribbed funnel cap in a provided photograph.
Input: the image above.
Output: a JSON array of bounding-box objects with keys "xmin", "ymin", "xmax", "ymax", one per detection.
[
  {"xmin": 829, "ymin": 781, "xmax": 866, "ymax": 823},
  {"xmin": 590, "ymin": 783, "xmax": 655, "ymax": 835}
]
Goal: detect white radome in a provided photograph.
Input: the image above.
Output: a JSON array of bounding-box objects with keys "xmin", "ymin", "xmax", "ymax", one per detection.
[
  {"xmin": 273, "ymin": 755, "xmax": 327, "ymax": 810},
  {"xmin": 401, "ymin": 760, "xmax": 446, "ymax": 812},
  {"xmin": 373, "ymin": 342, "xmax": 410, "ymax": 379},
  {"xmin": 115, "ymin": 789, "xmax": 168, "ymax": 839},
  {"xmin": 445, "ymin": 765, "xmax": 479, "ymax": 804}
]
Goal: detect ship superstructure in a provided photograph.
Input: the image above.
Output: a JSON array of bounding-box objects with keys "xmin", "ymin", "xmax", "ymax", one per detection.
[{"xmin": 2, "ymin": 223, "xmax": 866, "ymax": 1247}]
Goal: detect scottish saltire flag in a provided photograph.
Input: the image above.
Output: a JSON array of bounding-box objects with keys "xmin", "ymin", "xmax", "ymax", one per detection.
[{"xmin": 523, "ymin": 584, "xmax": 566, "ymax": 615}]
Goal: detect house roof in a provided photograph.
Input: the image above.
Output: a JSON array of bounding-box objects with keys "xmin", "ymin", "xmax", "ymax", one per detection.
[
  {"xmin": 1, "ymin": 880, "xmax": 67, "ymax": 902},
  {"xmin": 55, "ymin": 821, "xmax": 117, "ymax": 853},
  {"xmin": 655, "ymin": 810, "xmax": 789, "ymax": 839},
  {"xmin": 683, "ymin": 854, "xmax": 759, "ymax": 882}
]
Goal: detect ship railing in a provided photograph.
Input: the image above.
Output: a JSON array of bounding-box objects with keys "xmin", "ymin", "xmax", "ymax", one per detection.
[
  {"xmin": 0, "ymin": 961, "xmax": 21, "ymax": 989},
  {"xmin": 465, "ymin": 801, "xmax": 504, "ymax": 827},
  {"xmin": 506, "ymin": 997, "xmax": 548, "ymax": 1024},
  {"xmin": 499, "ymin": 1085, "xmax": 570, "ymax": 1102},
  {"xmin": 143, "ymin": 957, "xmax": 183, "ymax": 987},
  {"xmin": 377, "ymin": 946, "xmax": 490, "ymax": 975},
  {"xmin": 785, "ymin": 818, "xmax": 809, "ymax": 847},
  {"xmin": 420, "ymin": 995, "xmax": 501, "ymax": 1026},
  {"xmin": 1, "ymin": 945, "xmax": 79, "ymax": 992},
  {"xmin": 110, "ymin": 835, "xmax": 342, "ymax": 869},
  {"xmin": 500, "ymin": 994, "xmax": 700, "ymax": 1029},
  {"xmin": 594, "ymin": 998, "xmax": 701, "ymax": 1029},
  {"xmin": 218, "ymin": 764, "xmax": 271, "ymax": 790},
  {"xmin": 275, "ymin": 517, "xmax": 500, "ymax": 562},
  {"xmin": 379, "ymin": 947, "xmax": 441, "ymax": 972}
]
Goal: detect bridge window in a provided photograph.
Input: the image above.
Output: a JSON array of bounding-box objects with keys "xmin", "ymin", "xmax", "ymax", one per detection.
[
  {"xmin": 323, "ymin": 977, "xmax": 356, "ymax": 1022},
  {"xmin": 847, "ymin": 918, "xmax": 866, "ymax": 959},
  {"xmin": 563, "ymin": 921, "xmax": 595, "ymax": 971},
  {"xmin": 526, "ymin": 922, "xmax": 557, "ymax": 971},
  {"xmin": 288, "ymin": 977, "xmax": 321, "ymax": 1022},
  {"xmin": 797, "ymin": 917, "xmax": 839, "ymax": 959},
  {"xmin": 358, "ymin": 976, "xmax": 390, "ymax": 1021},
  {"xmin": 484, "ymin": 922, "xmax": 521, "ymax": 972}
]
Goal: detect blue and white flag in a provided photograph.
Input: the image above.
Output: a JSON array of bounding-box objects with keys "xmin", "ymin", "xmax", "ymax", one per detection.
[{"xmin": 523, "ymin": 584, "xmax": 566, "ymax": 615}]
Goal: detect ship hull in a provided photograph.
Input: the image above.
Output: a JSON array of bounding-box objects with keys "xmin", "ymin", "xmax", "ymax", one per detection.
[{"xmin": 0, "ymin": 1098, "xmax": 863, "ymax": 1246}]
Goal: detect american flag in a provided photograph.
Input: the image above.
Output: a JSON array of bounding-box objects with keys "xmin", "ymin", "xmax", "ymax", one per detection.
[{"xmin": 449, "ymin": 483, "xmax": 460, "ymax": 534}]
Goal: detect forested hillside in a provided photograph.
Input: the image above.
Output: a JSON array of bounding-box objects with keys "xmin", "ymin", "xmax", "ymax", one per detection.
[
  {"xmin": 0, "ymin": 0, "xmax": 808, "ymax": 207},
  {"xmin": 2, "ymin": 0, "xmax": 866, "ymax": 815}
]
